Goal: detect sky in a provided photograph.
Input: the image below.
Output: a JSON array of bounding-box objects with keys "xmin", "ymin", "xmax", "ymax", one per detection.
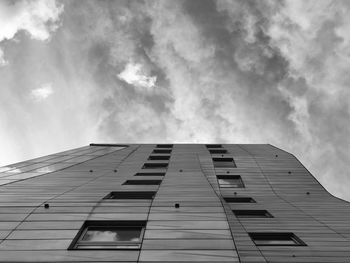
[{"xmin": 0, "ymin": 0, "xmax": 349, "ymax": 200}]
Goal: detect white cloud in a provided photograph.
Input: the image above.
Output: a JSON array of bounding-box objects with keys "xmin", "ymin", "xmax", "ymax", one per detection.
[
  {"xmin": 117, "ymin": 62, "xmax": 157, "ymax": 91},
  {"xmin": 31, "ymin": 83, "xmax": 54, "ymax": 101},
  {"xmin": 0, "ymin": 0, "xmax": 63, "ymax": 42},
  {"xmin": 0, "ymin": 48, "xmax": 8, "ymax": 66}
]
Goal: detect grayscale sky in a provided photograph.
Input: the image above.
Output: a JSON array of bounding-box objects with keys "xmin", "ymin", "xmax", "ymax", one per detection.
[{"xmin": 0, "ymin": 0, "xmax": 349, "ymax": 200}]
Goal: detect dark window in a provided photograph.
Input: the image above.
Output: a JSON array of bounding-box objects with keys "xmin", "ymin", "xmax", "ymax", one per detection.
[
  {"xmin": 156, "ymin": 144, "xmax": 173, "ymax": 148},
  {"xmin": 249, "ymin": 233, "xmax": 306, "ymax": 246},
  {"xmin": 213, "ymin": 157, "xmax": 237, "ymax": 168},
  {"xmin": 152, "ymin": 149, "xmax": 172, "ymax": 154},
  {"xmin": 104, "ymin": 191, "xmax": 156, "ymax": 200},
  {"xmin": 148, "ymin": 155, "xmax": 170, "ymax": 161},
  {"xmin": 224, "ymin": 197, "xmax": 256, "ymax": 203},
  {"xmin": 123, "ymin": 180, "xmax": 162, "ymax": 185},
  {"xmin": 217, "ymin": 175, "xmax": 244, "ymax": 188},
  {"xmin": 233, "ymin": 210, "xmax": 273, "ymax": 218},
  {"xmin": 69, "ymin": 221, "xmax": 146, "ymax": 250},
  {"xmin": 142, "ymin": 163, "xmax": 168, "ymax": 169},
  {"xmin": 206, "ymin": 144, "xmax": 222, "ymax": 148},
  {"xmin": 134, "ymin": 172, "xmax": 165, "ymax": 177},
  {"xmin": 209, "ymin": 149, "xmax": 228, "ymax": 154}
]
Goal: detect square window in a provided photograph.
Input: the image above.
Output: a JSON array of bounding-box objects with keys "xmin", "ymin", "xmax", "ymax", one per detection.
[
  {"xmin": 249, "ymin": 233, "xmax": 306, "ymax": 246},
  {"xmin": 209, "ymin": 149, "xmax": 228, "ymax": 154},
  {"xmin": 148, "ymin": 155, "xmax": 170, "ymax": 161},
  {"xmin": 123, "ymin": 180, "xmax": 162, "ymax": 185},
  {"xmin": 217, "ymin": 175, "xmax": 244, "ymax": 188},
  {"xmin": 142, "ymin": 163, "xmax": 168, "ymax": 169},
  {"xmin": 104, "ymin": 191, "xmax": 156, "ymax": 200},
  {"xmin": 206, "ymin": 144, "xmax": 222, "ymax": 148},
  {"xmin": 69, "ymin": 221, "xmax": 146, "ymax": 250},
  {"xmin": 134, "ymin": 172, "xmax": 165, "ymax": 177},
  {"xmin": 213, "ymin": 157, "xmax": 237, "ymax": 168},
  {"xmin": 156, "ymin": 144, "xmax": 173, "ymax": 148},
  {"xmin": 233, "ymin": 210, "xmax": 273, "ymax": 218},
  {"xmin": 224, "ymin": 197, "xmax": 256, "ymax": 203},
  {"xmin": 152, "ymin": 149, "xmax": 172, "ymax": 154}
]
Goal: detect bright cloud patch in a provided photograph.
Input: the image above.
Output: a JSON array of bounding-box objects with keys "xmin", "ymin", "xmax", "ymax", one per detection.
[
  {"xmin": 0, "ymin": 48, "xmax": 8, "ymax": 66},
  {"xmin": 118, "ymin": 62, "xmax": 157, "ymax": 91},
  {"xmin": 31, "ymin": 83, "xmax": 54, "ymax": 101}
]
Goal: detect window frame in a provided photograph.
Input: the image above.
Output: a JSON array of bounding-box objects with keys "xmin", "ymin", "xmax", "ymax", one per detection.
[
  {"xmin": 68, "ymin": 221, "xmax": 146, "ymax": 250},
  {"xmin": 249, "ymin": 232, "xmax": 306, "ymax": 246},
  {"xmin": 134, "ymin": 172, "xmax": 165, "ymax": 177},
  {"xmin": 142, "ymin": 163, "xmax": 168, "ymax": 169},
  {"xmin": 148, "ymin": 155, "xmax": 170, "ymax": 161},
  {"xmin": 233, "ymin": 210, "xmax": 273, "ymax": 218},
  {"xmin": 212, "ymin": 157, "xmax": 237, "ymax": 168},
  {"xmin": 206, "ymin": 144, "xmax": 222, "ymax": 148},
  {"xmin": 209, "ymin": 149, "xmax": 228, "ymax": 154},
  {"xmin": 217, "ymin": 175, "xmax": 244, "ymax": 188},
  {"xmin": 122, "ymin": 179, "xmax": 162, "ymax": 185},
  {"xmin": 152, "ymin": 149, "xmax": 172, "ymax": 154},
  {"xmin": 103, "ymin": 191, "xmax": 157, "ymax": 200},
  {"xmin": 223, "ymin": 197, "xmax": 256, "ymax": 203},
  {"xmin": 156, "ymin": 144, "xmax": 173, "ymax": 148}
]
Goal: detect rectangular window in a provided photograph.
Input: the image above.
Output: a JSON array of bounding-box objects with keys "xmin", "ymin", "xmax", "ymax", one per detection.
[
  {"xmin": 156, "ymin": 144, "xmax": 173, "ymax": 148},
  {"xmin": 123, "ymin": 180, "xmax": 162, "ymax": 185},
  {"xmin": 213, "ymin": 157, "xmax": 237, "ymax": 168},
  {"xmin": 206, "ymin": 144, "xmax": 222, "ymax": 148},
  {"xmin": 233, "ymin": 210, "xmax": 273, "ymax": 218},
  {"xmin": 69, "ymin": 221, "xmax": 146, "ymax": 250},
  {"xmin": 104, "ymin": 191, "xmax": 156, "ymax": 200},
  {"xmin": 148, "ymin": 155, "xmax": 170, "ymax": 161},
  {"xmin": 217, "ymin": 175, "xmax": 244, "ymax": 188},
  {"xmin": 142, "ymin": 163, "xmax": 168, "ymax": 169},
  {"xmin": 224, "ymin": 197, "xmax": 256, "ymax": 203},
  {"xmin": 134, "ymin": 172, "xmax": 165, "ymax": 177},
  {"xmin": 249, "ymin": 233, "xmax": 306, "ymax": 246},
  {"xmin": 209, "ymin": 149, "xmax": 228, "ymax": 154},
  {"xmin": 152, "ymin": 149, "xmax": 172, "ymax": 154}
]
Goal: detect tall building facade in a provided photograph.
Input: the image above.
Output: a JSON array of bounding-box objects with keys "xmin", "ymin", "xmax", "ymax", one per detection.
[{"xmin": 0, "ymin": 143, "xmax": 349, "ymax": 262}]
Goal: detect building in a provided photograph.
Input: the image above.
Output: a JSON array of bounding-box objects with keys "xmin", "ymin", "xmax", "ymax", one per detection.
[{"xmin": 0, "ymin": 143, "xmax": 349, "ymax": 262}]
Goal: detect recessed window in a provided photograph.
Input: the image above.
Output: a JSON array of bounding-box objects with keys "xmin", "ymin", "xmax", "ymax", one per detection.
[
  {"xmin": 156, "ymin": 144, "xmax": 173, "ymax": 148},
  {"xmin": 213, "ymin": 157, "xmax": 237, "ymax": 168},
  {"xmin": 123, "ymin": 180, "xmax": 162, "ymax": 185},
  {"xmin": 217, "ymin": 175, "xmax": 244, "ymax": 188},
  {"xmin": 104, "ymin": 191, "xmax": 156, "ymax": 200},
  {"xmin": 249, "ymin": 233, "xmax": 306, "ymax": 246},
  {"xmin": 142, "ymin": 163, "xmax": 168, "ymax": 169},
  {"xmin": 134, "ymin": 172, "xmax": 165, "ymax": 177},
  {"xmin": 206, "ymin": 144, "xmax": 222, "ymax": 148},
  {"xmin": 148, "ymin": 155, "xmax": 170, "ymax": 161},
  {"xmin": 209, "ymin": 149, "xmax": 228, "ymax": 154},
  {"xmin": 224, "ymin": 197, "xmax": 256, "ymax": 203},
  {"xmin": 69, "ymin": 221, "xmax": 146, "ymax": 250},
  {"xmin": 152, "ymin": 149, "xmax": 172, "ymax": 154},
  {"xmin": 233, "ymin": 210, "xmax": 273, "ymax": 218}
]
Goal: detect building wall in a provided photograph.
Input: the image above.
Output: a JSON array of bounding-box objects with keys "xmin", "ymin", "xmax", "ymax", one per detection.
[{"xmin": 0, "ymin": 144, "xmax": 349, "ymax": 262}]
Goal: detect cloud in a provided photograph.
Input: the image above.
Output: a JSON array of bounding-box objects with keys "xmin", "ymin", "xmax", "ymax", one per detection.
[
  {"xmin": 31, "ymin": 83, "xmax": 54, "ymax": 101},
  {"xmin": 0, "ymin": 48, "xmax": 8, "ymax": 66},
  {"xmin": 118, "ymin": 62, "xmax": 157, "ymax": 91},
  {"xmin": 1, "ymin": 0, "xmax": 350, "ymax": 202}
]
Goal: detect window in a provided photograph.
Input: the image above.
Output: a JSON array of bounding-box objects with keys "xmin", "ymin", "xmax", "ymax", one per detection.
[
  {"xmin": 249, "ymin": 233, "xmax": 306, "ymax": 246},
  {"xmin": 213, "ymin": 157, "xmax": 237, "ymax": 168},
  {"xmin": 134, "ymin": 172, "xmax": 165, "ymax": 177},
  {"xmin": 233, "ymin": 210, "xmax": 273, "ymax": 218},
  {"xmin": 156, "ymin": 144, "xmax": 173, "ymax": 148},
  {"xmin": 152, "ymin": 149, "xmax": 172, "ymax": 154},
  {"xmin": 69, "ymin": 221, "xmax": 146, "ymax": 250},
  {"xmin": 148, "ymin": 155, "xmax": 170, "ymax": 161},
  {"xmin": 209, "ymin": 149, "xmax": 228, "ymax": 154},
  {"xmin": 142, "ymin": 163, "xmax": 168, "ymax": 169},
  {"xmin": 123, "ymin": 180, "xmax": 162, "ymax": 185},
  {"xmin": 224, "ymin": 197, "xmax": 256, "ymax": 203},
  {"xmin": 104, "ymin": 191, "xmax": 156, "ymax": 200},
  {"xmin": 206, "ymin": 144, "xmax": 222, "ymax": 148},
  {"xmin": 217, "ymin": 175, "xmax": 244, "ymax": 188}
]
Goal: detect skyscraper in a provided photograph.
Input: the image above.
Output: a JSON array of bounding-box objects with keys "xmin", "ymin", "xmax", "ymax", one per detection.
[{"xmin": 0, "ymin": 143, "xmax": 349, "ymax": 262}]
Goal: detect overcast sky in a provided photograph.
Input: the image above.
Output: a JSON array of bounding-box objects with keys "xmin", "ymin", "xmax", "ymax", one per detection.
[{"xmin": 0, "ymin": 0, "xmax": 349, "ymax": 200}]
